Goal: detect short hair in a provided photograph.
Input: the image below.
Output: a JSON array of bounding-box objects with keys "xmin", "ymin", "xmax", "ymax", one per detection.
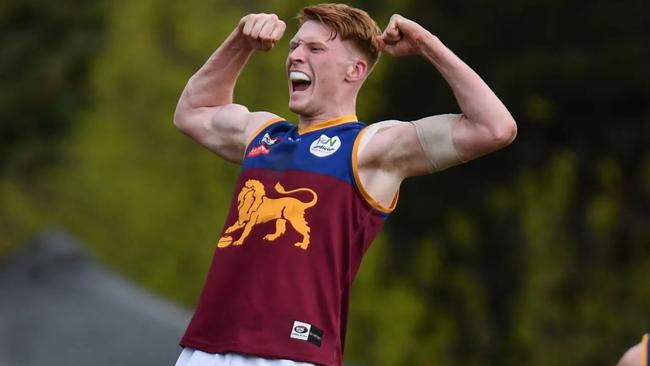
[{"xmin": 297, "ymin": 4, "xmax": 381, "ymax": 67}]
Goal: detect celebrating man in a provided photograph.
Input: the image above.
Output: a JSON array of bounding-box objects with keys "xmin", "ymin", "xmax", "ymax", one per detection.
[{"xmin": 173, "ymin": 4, "xmax": 517, "ymax": 366}]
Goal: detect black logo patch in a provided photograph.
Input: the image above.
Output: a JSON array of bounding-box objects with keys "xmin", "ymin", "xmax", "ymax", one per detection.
[
  {"xmin": 290, "ymin": 320, "xmax": 324, "ymax": 347},
  {"xmin": 307, "ymin": 325, "xmax": 323, "ymax": 347}
]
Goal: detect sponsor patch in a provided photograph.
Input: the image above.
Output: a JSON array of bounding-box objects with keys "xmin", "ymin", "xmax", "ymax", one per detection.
[
  {"xmin": 309, "ymin": 134, "xmax": 341, "ymax": 157},
  {"xmin": 247, "ymin": 145, "xmax": 270, "ymax": 157},
  {"xmin": 290, "ymin": 320, "xmax": 323, "ymax": 347}
]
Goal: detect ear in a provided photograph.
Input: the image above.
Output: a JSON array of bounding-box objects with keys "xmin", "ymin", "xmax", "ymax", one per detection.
[{"xmin": 345, "ymin": 58, "xmax": 368, "ymax": 82}]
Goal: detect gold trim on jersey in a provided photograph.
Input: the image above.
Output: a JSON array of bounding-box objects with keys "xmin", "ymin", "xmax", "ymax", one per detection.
[
  {"xmin": 351, "ymin": 127, "xmax": 398, "ymax": 214},
  {"xmin": 298, "ymin": 114, "xmax": 358, "ymax": 135}
]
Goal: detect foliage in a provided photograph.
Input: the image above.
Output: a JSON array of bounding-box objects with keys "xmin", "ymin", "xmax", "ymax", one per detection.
[
  {"xmin": 0, "ymin": 0, "xmax": 107, "ymax": 175},
  {"xmin": 0, "ymin": 0, "xmax": 107, "ymax": 254}
]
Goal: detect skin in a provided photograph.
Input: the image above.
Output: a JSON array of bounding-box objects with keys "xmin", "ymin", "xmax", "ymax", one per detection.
[
  {"xmin": 618, "ymin": 342, "xmax": 644, "ymax": 366},
  {"xmin": 173, "ymin": 11, "xmax": 517, "ymax": 208}
]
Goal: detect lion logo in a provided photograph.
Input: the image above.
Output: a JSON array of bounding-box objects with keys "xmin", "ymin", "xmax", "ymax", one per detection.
[{"xmin": 217, "ymin": 179, "xmax": 318, "ymax": 250}]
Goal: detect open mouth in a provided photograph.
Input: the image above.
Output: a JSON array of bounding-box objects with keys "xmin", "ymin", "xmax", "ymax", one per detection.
[{"xmin": 289, "ymin": 71, "xmax": 312, "ymax": 92}]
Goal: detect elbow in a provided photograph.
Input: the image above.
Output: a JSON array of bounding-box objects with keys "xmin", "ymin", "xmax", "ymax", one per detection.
[
  {"xmin": 173, "ymin": 109, "xmax": 189, "ymax": 132},
  {"xmin": 491, "ymin": 117, "xmax": 517, "ymax": 148},
  {"xmin": 173, "ymin": 95, "xmax": 197, "ymax": 134},
  {"xmin": 173, "ymin": 86, "xmax": 198, "ymax": 132}
]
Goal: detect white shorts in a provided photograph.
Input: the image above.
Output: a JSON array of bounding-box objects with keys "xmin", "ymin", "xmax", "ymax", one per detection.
[{"xmin": 175, "ymin": 348, "xmax": 316, "ymax": 366}]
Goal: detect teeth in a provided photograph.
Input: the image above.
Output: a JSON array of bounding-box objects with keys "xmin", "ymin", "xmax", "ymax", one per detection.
[{"xmin": 289, "ymin": 71, "xmax": 311, "ymax": 83}]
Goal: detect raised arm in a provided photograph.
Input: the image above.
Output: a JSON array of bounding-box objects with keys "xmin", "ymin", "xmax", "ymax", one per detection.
[
  {"xmin": 357, "ymin": 14, "xmax": 517, "ymax": 207},
  {"xmin": 173, "ymin": 13, "xmax": 286, "ymax": 163}
]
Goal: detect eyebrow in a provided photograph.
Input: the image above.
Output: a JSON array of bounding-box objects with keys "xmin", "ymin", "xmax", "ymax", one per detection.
[{"xmin": 289, "ymin": 39, "xmax": 329, "ymax": 48}]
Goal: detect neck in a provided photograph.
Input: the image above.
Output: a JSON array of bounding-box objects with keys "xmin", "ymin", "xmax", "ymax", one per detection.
[{"xmin": 297, "ymin": 99, "xmax": 357, "ymax": 130}]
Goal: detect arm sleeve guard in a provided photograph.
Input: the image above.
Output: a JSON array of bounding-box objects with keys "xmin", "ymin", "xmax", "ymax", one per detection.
[{"xmin": 410, "ymin": 114, "xmax": 465, "ymax": 173}]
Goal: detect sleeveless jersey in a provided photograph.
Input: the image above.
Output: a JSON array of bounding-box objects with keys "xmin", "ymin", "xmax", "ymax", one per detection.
[{"xmin": 180, "ymin": 115, "xmax": 396, "ymax": 366}]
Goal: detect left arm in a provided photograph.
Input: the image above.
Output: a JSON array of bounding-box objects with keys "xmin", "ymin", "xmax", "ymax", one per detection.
[
  {"xmin": 363, "ymin": 14, "xmax": 517, "ymax": 177},
  {"xmin": 357, "ymin": 14, "xmax": 517, "ymax": 207},
  {"xmin": 401, "ymin": 18, "xmax": 518, "ymax": 163}
]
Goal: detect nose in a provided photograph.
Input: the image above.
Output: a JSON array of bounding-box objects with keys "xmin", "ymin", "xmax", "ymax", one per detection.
[{"xmin": 288, "ymin": 44, "xmax": 305, "ymax": 64}]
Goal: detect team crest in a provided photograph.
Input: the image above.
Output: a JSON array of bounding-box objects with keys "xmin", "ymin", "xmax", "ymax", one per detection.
[
  {"xmin": 217, "ymin": 179, "xmax": 318, "ymax": 250},
  {"xmin": 309, "ymin": 134, "xmax": 341, "ymax": 157}
]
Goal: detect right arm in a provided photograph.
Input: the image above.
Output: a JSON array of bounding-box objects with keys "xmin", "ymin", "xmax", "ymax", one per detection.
[{"xmin": 173, "ymin": 13, "xmax": 286, "ymax": 163}]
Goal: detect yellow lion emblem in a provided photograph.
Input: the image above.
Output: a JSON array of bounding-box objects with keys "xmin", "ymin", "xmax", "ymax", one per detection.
[{"xmin": 217, "ymin": 179, "xmax": 318, "ymax": 250}]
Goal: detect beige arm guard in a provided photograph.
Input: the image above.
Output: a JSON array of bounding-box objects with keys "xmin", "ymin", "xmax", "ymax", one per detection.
[{"xmin": 410, "ymin": 114, "xmax": 465, "ymax": 173}]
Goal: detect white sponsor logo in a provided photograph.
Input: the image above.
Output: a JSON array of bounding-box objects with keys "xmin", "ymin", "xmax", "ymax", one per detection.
[
  {"xmin": 261, "ymin": 133, "xmax": 278, "ymax": 146},
  {"xmin": 309, "ymin": 135, "xmax": 341, "ymax": 157},
  {"xmin": 290, "ymin": 320, "xmax": 311, "ymax": 341}
]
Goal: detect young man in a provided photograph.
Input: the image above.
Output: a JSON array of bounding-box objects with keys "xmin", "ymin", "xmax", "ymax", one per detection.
[
  {"xmin": 173, "ymin": 4, "xmax": 516, "ymax": 366},
  {"xmin": 618, "ymin": 335, "xmax": 649, "ymax": 366}
]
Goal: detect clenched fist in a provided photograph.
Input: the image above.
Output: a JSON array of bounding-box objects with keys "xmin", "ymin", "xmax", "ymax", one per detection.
[
  {"xmin": 238, "ymin": 13, "xmax": 286, "ymax": 51},
  {"xmin": 377, "ymin": 14, "xmax": 434, "ymax": 57}
]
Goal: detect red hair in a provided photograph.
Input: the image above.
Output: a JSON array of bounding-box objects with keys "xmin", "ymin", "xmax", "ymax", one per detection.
[{"xmin": 297, "ymin": 4, "xmax": 381, "ymax": 66}]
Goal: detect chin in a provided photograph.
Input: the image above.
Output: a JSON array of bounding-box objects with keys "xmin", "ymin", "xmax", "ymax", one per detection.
[
  {"xmin": 288, "ymin": 100, "xmax": 307, "ymax": 115},
  {"xmin": 288, "ymin": 103, "xmax": 301, "ymax": 114}
]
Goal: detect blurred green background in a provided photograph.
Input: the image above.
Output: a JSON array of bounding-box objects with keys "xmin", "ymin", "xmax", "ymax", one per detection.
[{"xmin": 1, "ymin": 0, "xmax": 649, "ymax": 364}]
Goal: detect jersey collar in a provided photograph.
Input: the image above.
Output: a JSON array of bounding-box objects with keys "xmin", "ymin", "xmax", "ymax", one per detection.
[{"xmin": 298, "ymin": 115, "xmax": 358, "ymax": 135}]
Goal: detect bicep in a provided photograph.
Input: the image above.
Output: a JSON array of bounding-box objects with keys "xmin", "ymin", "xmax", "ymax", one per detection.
[
  {"xmin": 452, "ymin": 113, "xmax": 518, "ymax": 161},
  {"xmin": 174, "ymin": 101, "xmax": 277, "ymax": 163},
  {"xmin": 359, "ymin": 111, "xmax": 516, "ymax": 180},
  {"xmin": 394, "ymin": 113, "xmax": 513, "ymax": 169},
  {"xmin": 360, "ymin": 115, "xmax": 463, "ymax": 179}
]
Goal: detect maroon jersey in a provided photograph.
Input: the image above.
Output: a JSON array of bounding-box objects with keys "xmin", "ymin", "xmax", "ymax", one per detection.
[{"xmin": 180, "ymin": 115, "xmax": 396, "ymax": 366}]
